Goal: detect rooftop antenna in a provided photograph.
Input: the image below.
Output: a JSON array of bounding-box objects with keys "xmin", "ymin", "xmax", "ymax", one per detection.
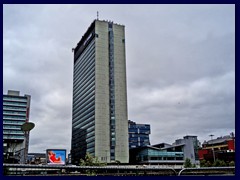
[{"xmin": 97, "ymin": 11, "xmax": 99, "ymax": 20}]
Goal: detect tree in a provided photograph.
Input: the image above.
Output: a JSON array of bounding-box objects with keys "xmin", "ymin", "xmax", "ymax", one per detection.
[
  {"xmin": 184, "ymin": 158, "xmax": 193, "ymax": 168},
  {"xmin": 79, "ymin": 152, "xmax": 106, "ymax": 175}
]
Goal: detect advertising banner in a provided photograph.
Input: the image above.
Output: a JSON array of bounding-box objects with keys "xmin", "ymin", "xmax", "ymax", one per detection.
[{"xmin": 46, "ymin": 149, "xmax": 66, "ymax": 165}]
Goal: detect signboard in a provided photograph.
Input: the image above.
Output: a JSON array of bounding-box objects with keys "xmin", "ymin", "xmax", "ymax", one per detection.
[{"xmin": 46, "ymin": 149, "xmax": 66, "ymax": 165}]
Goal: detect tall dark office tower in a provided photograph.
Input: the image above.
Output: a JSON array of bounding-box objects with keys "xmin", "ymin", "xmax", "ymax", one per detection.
[
  {"xmin": 71, "ymin": 20, "xmax": 129, "ymax": 164},
  {"xmin": 3, "ymin": 90, "xmax": 31, "ymax": 164}
]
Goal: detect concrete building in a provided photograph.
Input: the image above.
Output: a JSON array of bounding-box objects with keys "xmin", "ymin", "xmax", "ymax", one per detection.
[
  {"xmin": 128, "ymin": 120, "xmax": 150, "ymax": 149},
  {"xmin": 71, "ymin": 19, "xmax": 128, "ymax": 164},
  {"xmin": 129, "ymin": 135, "xmax": 200, "ymax": 166},
  {"xmin": 3, "ymin": 90, "xmax": 31, "ymax": 164},
  {"xmin": 173, "ymin": 135, "xmax": 199, "ymax": 164}
]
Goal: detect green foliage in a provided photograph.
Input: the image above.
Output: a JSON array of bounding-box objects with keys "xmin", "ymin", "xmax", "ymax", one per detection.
[
  {"xmin": 200, "ymin": 160, "xmax": 212, "ymax": 167},
  {"xmin": 201, "ymin": 159, "xmax": 234, "ymax": 167},
  {"xmin": 79, "ymin": 152, "xmax": 106, "ymax": 175},
  {"xmin": 115, "ymin": 160, "xmax": 121, "ymax": 165},
  {"xmin": 206, "ymin": 161, "xmax": 212, "ymax": 167},
  {"xmin": 229, "ymin": 161, "xmax": 235, "ymax": 166},
  {"xmin": 200, "ymin": 159, "xmax": 207, "ymax": 167},
  {"xmin": 79, "ymin": 152, "xmax": 106, "ymax": 166},
  {"xmin": 184, "ymin": 158, "xmax": 193, "ymax": 168},
  {"xmin": 212, "ymin": 159, "xmax": 227, "ymax": 167}
]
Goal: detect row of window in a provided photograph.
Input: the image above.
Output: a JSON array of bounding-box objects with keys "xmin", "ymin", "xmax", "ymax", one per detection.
[
  {"xmin": 129, "ymin": 134, "xmax": 150, "ymax": 138},
  {"xmin": 3, "ymin": 120, "xmax": 24, "ymax": 125},
  {"xmin": 73, "ymin": 75, "xmax": 95, "ymax": 103},
  {"xmin": 74, "ymin": 39, "xmax": 95, "ymax": 70},
  {"xmin": 72, "ymin": 112, "xmax": 95, "ymax": 129},
  {"xmin": 3, "ymin": 115, "xmax": 26, "ymax": 120},
  {"xmin": 73, "ymin": 103, "xmax": 95, "ymax": 122},
  {"xmin": 73, "ymin": 111, "xmax": 95, "ymax": 128},
  {"xmin": 3, "ymin": 106, "xmax": 26, "ymax": 111},
  {"xmin": 3, "ymin": 125, "xmax": 21, "ymax": 129},
  {"xmin": 73, "ymin": 57, "xmax": 95, "ymax": 93},
  {"xmin": 73, "ymin": 117, "xmax": 95, "ymax": 134},
  {"xmin": 73, "ymin": 88, "xmax": 95, "ymax": 112},
  {"xmin": 3, "ymin": 130, "xmax": 24, "ymax": 135},
  {"xmin": 3, "ymin": 110, "xmax": 26, "ymax": 115},
  {"xmin": 73, "ymin": 100, "xmax": 95, "ymax": 120},
  {"xmin": 139, "ymin": 156, "xmax": 184, "ymax": 161},
  {"xmin": 3, "ymin": 102, "xmax": 27, "ymax": 106},
  {"xmin": 73, "ymin": 41, "xmax": 95, "ymax": 89},
  {"xmin": 73, "ymin": 72, "xmax": 95, "ymax": 99},
  {"xmin": 129, "ymin": 125, "xmax": 150, "ymax": 129},
  {"xmin": 73, "ymin": 95, "xmax": 95, "ymax": 117},
  {"xmin": 73, "ymin": 39, "xmax": 94, "ymax": 71},
  {"xmin": 3, "ymin": 135, "xmax": 24, "ymax": 139},
  {"xmin": 73, "ymin": 83, "xmax": 95, "ymax": 112},
  {"xmin": 3, "ymin": 96, "xmax": 27, "ymax": 102},
  {"xmin": 72, "ymin": 38, "xmax": 95, "ymax": 162},
  {"xmin": 73, "ymin": 84, "xmax": 95, "ymax": 112},
  {"xmin": 73, "ymin": 54, "xmax": 95, "ymax": 86},
  {"xmin": 109, "ymin": 25, "xmax": 116, "ymax": 161}
]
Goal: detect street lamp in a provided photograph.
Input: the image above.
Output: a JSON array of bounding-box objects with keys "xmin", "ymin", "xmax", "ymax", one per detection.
[
  {"xmin": 21, "ymin": 122, "xmax": 35, "ymax": 164},
  {"xmin": 209, "ymin": 134, "xmax": 215, "ymax": 163}
]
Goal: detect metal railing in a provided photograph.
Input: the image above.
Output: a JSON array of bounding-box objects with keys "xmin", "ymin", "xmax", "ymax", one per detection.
[
  {"xmin": 178, "ymin": 167, "xmax": 235, "ymax": 176},
  {"xmin": 3, "ymin": 164, "xmax": 235, "ymax": 176}
]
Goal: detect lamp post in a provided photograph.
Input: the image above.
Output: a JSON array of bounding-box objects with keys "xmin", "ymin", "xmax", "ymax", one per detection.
[
  {"xmin": 209, "ymin": 134, "xmax": 215, "ymax": 163},
  {"xmin": 21, "ymin": 122, "xmax": 35, "ymax": 164}
]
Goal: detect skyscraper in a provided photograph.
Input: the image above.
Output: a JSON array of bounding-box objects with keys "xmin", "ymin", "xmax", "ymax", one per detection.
[
  {"xmin": 71, "ymin": 20, "xmax": 129, "ymax": 164},
  {"xmin": 3, "ymin": 90, "xmax": 31, "ymax": 163}
]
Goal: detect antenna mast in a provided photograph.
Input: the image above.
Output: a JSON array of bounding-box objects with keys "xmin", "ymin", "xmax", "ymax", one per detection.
[{"xmin": 97, "ymin": 11, "xmax": 99, "ymax": 20}]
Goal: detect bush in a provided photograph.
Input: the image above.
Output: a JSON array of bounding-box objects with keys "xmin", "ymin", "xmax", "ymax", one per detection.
[
  {"xmin": 212, "ymin": 159, "xmax": 227, "ymax": 167},
  {"xmin": 184, "ymin": 158, "xmax": 193, "ymax": 168},
  {"xmin": 229, "ymin": 161, "xmax": 235, "ymax": 166}
]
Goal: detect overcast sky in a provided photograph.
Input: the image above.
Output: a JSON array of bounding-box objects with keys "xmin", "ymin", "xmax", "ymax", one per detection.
[{"xmin": 3, "ymin": 4, "xmax": 235, "ymax": 154}]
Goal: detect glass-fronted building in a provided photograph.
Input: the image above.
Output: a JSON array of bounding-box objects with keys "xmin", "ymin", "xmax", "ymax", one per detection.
[
  {"xmin": 71, "ymin": 19, "xmax": 129, "ymax": 164},
  {"xmin": 128, "ymin": 120, "xmax": 150, "ymax": 149},
  {"xmin": 3, "ymin": 90, "xmax": 31, "ymax": 163},
  {"xmin": 130, "ymin": 136, "xmax": 200, "ymax": 166}
]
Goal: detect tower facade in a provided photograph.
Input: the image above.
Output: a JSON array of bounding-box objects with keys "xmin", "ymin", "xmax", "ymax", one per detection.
[
  {"xmin": 128, "ymin": 120, "xmax": 151, "ymax": 149},
  {"xmin": 71, "ymin": 20, "xmax": 129, "ymax": 164},
  {"xmin": 3, "ymin": 90, "xmax": 31, "ymax": 163}
]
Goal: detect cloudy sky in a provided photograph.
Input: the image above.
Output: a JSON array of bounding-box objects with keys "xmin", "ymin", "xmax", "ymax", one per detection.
[{"xmin": 3, "ymin": 4, "xmax": 235, "ymax": 154}]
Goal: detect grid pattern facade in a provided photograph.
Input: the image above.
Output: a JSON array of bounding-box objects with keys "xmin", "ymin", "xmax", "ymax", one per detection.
[
  {"xmin": 3, "ymin": 90, "xmax": 31, "ymax": 163},
  {"xmin": 128, "ymin": 120, "xmax": 151, "ymax": 149},
  {"xmin": 72, "ymin": 38, "xmax": 96, "ymax": 162},
  {"xmin": 3, "ymin": 91, "xmax": 30, "ymax": 141},
  {"xmin": 71, "ymin": 20, "xmax": 129, "ymax": 164}
]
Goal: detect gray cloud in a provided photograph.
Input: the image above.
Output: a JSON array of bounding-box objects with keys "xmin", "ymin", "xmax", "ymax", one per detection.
[{"xmin": 3, "ymin": 4, "xmax": 235, "ymax": 153}]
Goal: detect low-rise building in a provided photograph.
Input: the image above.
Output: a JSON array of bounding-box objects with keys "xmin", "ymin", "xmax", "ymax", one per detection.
[
  {"xmin": 198, "ymin": 133, "xmax": 235, "ymax": 163},
  {"xmin": 27, "ymin": 153, "xmax": 46, "ymax": 164},
  {"xmin": 129, "ymin": 135, "xmax": 199, "ymax": 166}
]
